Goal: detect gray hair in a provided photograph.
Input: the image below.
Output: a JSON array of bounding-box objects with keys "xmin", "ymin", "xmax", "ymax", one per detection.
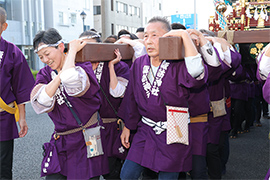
[
  {"xmin": 0, "ymin": 7, "xmax": 7, "ymax": 24},
  {"xmin": 148, "ymin": 16, "xmax": 171, "ymax": 32}
]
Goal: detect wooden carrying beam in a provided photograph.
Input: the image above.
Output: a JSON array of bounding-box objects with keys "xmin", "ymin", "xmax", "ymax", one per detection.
[
  {"xmin": 218, "ymin": 30, "xmax": 270, "ymax": 44},
  {"xmin": 159, "ymin": 36, "xmax": 184, "ymax": 60},
  {"xmin": 233, "ymin": 30, "xmax": 270, "ymax": 43},
  {"xmin": 75, "ymin": 43, "xmax": 134, "ymax": 62}
]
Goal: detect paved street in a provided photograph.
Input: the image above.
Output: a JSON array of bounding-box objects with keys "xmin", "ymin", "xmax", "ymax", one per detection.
[{"xmin": 13, "ymin": 103, "xmax": 269, "ymax": 179}]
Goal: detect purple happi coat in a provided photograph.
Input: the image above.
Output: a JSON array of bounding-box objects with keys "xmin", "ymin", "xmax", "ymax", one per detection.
[
  {"xmin": 0, "ymin": 37, "xmax": 35, "ymax": 141},
  {"xmin": 221, "ymin": 50, "xmax": 241, "ymax": 132},
  {"xmin": 263, "ymin": 73, "xmax": 270, "ymax": 104},
  {"xmin": 188, "ymin": 85, "xmax": 210, "ymax": 156},
  {"xmin": 33, "ymin": 62, "xmax": 109, "ymax": 179},
  {"xmin": 96, "ymin": 61, "xmax": 129, "ymax": 158},
  {"xmin": 207, "ymin": 49, "xmax": 241, "ymax": 144},
  {"xmin": 256, "ymin": 51, "xmax": 270, "ymax": 103},
  {"xmin": 187, "ymin": 53, "xmax": 223, "ymax": 156},
  {"xmin": 124, "ymin": 54, "xmax": 208, "ymax": 172},
  {"xmin": 229, "ymin": 63, "xmax": 249, "ymax": 101}
]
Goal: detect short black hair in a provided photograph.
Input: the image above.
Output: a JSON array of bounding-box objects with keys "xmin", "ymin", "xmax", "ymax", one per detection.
[
  {"xmin": 33, "ymin": 28, "xmax": 62, "ymax": 50},
  {"xmin": 148, "ymin": 16, "xmax": 171, "ymax": 32},
  {"xmin": 171, "ymin": 23, "xmax": 186, "ymax": 30},
  {"xmin": 90, "ymin": 28, "xmax": 97, "ymax": 32},
  {"xmin": 117, "ymin": 29, "xmax": 131, "ymax": 39},
  {"xmin": 136, "ymin": 27, "xmax": 144, "ymax": 33},
  {"xmin": 130, "ymin": 33, "xmax": 139, "ymax": 39},
  {"xmin": 79, "ymin": 30, "xmax": 102, "ymax": 42},
  {"xmin": 103, "ymin": 35, "xmax": 118, "ymax": 43}
]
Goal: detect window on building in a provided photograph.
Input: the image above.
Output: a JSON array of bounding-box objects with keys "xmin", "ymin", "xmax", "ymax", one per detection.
[
  {"xmin": 0, "ymin": 0, "xmax": 4, "ymax": 8},
  {"xmin": 85, "ymin": 25, "xmax": 90, "ymax": 31},
  {"xmin": 134, "ymin": 7, "xmax": 137, "ymax": 16},
  {"xmin": 159, "ymin": 3, "xmax": 161, "ymax": 10},
  {"xmin": 131, "ymin": 6, "xmax": 134, "ymax": 16},
  {"xmin": 116, "ymin": 1, "xmax": 119, "ymax": 12},
  {"xmin": 59, "ymin": 12, "xmax": 64, "ymax": 24},
  {"xmin": 71, "ymin": 13, "xmax": 77, "ymax": 24},
  {"xmin": 111, "ymin": 0, "xmax": 114, "ymax": 11},
  {"xmin": 59, "ymin": 11, "xmax": 69, "ymax": 26},
  {"xmin": 120, "ymin": 2, "xmax": 123, "ymax": 12},
  {"xmin": 32, "ymin": 22, "xmax": 35, "ymax": 38},
  {"xmin": 124, "ymin": 3, "xmax": 128, "ymax": 15},
  {"xmin": 24, "ymin": 21, "xmax": 29, "ymax": 36},
  {"xmin": 129, "ymin": 5, "xmax": 132, "ymax": 16},
  {"xmin": 94, "ymin": 6, "xmax": 101, "ymax": 15},
  {"xmin": 38, "ymin": 22, "xmax": 42, "ymax": 31},
  {"xmin": 111, "ymin": 23, "xmax": 114, "ymax": 35},
  {"xmin": 137, "ymin": 7, "xmax": 140, "ymax": 17}
]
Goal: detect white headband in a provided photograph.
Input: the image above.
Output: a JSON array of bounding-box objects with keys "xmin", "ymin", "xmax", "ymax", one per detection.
[
  {"xmin": 119, "ymin": 34, "xmax": 131, "ymax": 38},
  {"xmin": 79, "ymin": 34, "xmax": 101, "ymax": 40},
  {"xmin": 34, "ymin": 40, "xmax": 64, "ymax": 53}
]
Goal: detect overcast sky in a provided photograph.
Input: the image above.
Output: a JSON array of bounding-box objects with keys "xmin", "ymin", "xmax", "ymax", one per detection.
[{"xmin": 163, "ymin": 0, "xmax": 217, "ymax": 29}]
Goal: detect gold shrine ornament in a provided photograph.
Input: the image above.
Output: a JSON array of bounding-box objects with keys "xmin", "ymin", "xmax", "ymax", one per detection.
[{"xmin": 249, "ymin": 43, "xmax": 268, "ymax": 59}]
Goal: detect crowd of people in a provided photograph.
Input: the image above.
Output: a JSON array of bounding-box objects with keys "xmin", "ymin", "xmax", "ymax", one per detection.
[{"xmin": 0, "ymin": 6, "xmax": 269, "ymax": 180}]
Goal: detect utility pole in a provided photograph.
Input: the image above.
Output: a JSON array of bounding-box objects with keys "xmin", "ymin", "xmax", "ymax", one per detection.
[{"xmin": 194, "ymin": 0, "xmax": 197, "ymax": 29}]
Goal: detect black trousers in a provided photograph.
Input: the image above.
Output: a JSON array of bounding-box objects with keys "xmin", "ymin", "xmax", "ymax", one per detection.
[
  {"xmin": 206, "ymin": 143, "xmax": 221, "ymax": 179},
  {"xmin": 244, "ymin": 98, "xmax": 254, "ymax": 130},
  {"xmin": 219, "ymin": 131, "xmax": 230, "ymax": 174},
  {"xmin": 230, "ymin": 99, "xmax": 245, "ymax": 136},
  {"xmin": 254, "ymin": 95, "xmax": 262, "ymax": 123},
  {"xmin": 190, "ymin": 155, "xmax": 208, "ymax": 179},
  {"xmin": 262, "ymin": 98, "xmax": 269, "ymax": 116},
  {"xmin": 0, "ymin": 140, "xmax": 14, "ymax": 180},
  {"xmin": 102, "ymin": 157, "xmax": 122, "ymax": 179}
]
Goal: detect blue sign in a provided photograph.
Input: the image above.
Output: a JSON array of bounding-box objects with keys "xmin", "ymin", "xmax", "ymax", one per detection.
[{"xmin": 171, "ymin": 14, "xmax": 198, "ymax": 29}]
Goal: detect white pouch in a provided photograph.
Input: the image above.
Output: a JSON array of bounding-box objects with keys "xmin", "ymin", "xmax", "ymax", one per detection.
[
  {"xmin": 83, "ymin": 126, "xmax": 104, "ymax": 158},
  {"xmin": 166, "ymin": 106, "xmax": 190, "ymax": 145},
  {"xmin": 210, "ymin": 98, "xmax": 227, "ymax": 118}
]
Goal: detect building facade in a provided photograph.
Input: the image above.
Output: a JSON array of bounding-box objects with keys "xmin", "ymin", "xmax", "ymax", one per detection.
[
  {"xmin": 1, "ymin": 0, "xmax": 163, "ymax": 70},
  {"xmin": 1, "ymin": 0, "xmax": 94, "ymax": 70},
  {"xmin": 94, "ymin": 0, "xmax": 163, "ymax": 40}
]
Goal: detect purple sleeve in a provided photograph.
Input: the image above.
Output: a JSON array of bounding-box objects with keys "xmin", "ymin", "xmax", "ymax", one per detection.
[
  {"xmin": 206, "ymin": 63, "xmax": 223, "ymax": 82},
  {"xmin": 123, "ymin": 64, "xmax": 141, "ymax": 130},
  {"xmin": 221, "ymin": 50, "xmax": 241, "ymax": 79},
  {"xmin": 178, "ymin": 61, "xmax": 208, "ymax": 89},
  {"xmin": 228, "ymin": 64, "xmax": 247, "ymax": 81},
  {"xmin": 230, "ymin": 50, "xmax": 241, "ymax": 70},
  {"xmin": 11, "ymin": 46, "xmax": 35, "ymax": 104},
  {"xmin": 114, "ymin": 61, "xmax": 130, "ymax": 80},
  {"xmin": 34, "ymin": 67, "xmax": 52, "ymax": 86}
]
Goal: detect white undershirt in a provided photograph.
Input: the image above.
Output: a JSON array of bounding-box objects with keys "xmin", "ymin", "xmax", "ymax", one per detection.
[{"xmin": 148, "ymin": 65, "xmax": 159, "ymax": 84}]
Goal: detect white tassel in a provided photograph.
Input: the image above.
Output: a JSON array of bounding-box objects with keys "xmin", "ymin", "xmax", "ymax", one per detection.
[
  {"xmin": 245, "ymin": 5, "xmax": 252, "ymax": 18},
  {"xmin": 260, "ymin": 6, "xmax": 266, "ymax": 20},
  {"xmin": 254, "ymin": 6, "xmax": 259, "ymax": 20},
  {"xmin": 265, "ymin": 7, "xmax": 269, "ymax": 21}
]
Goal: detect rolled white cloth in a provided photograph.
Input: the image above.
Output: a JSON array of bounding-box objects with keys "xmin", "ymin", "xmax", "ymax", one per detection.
[{"xmin": 141, "ymin": 116, "xmax": 167, "ymax": 135}]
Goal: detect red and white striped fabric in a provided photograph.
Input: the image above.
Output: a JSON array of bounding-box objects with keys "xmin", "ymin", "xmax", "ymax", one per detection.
[{"xmin": 166, "ymin": 106, "xmax": 190, "ymax": 145}]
